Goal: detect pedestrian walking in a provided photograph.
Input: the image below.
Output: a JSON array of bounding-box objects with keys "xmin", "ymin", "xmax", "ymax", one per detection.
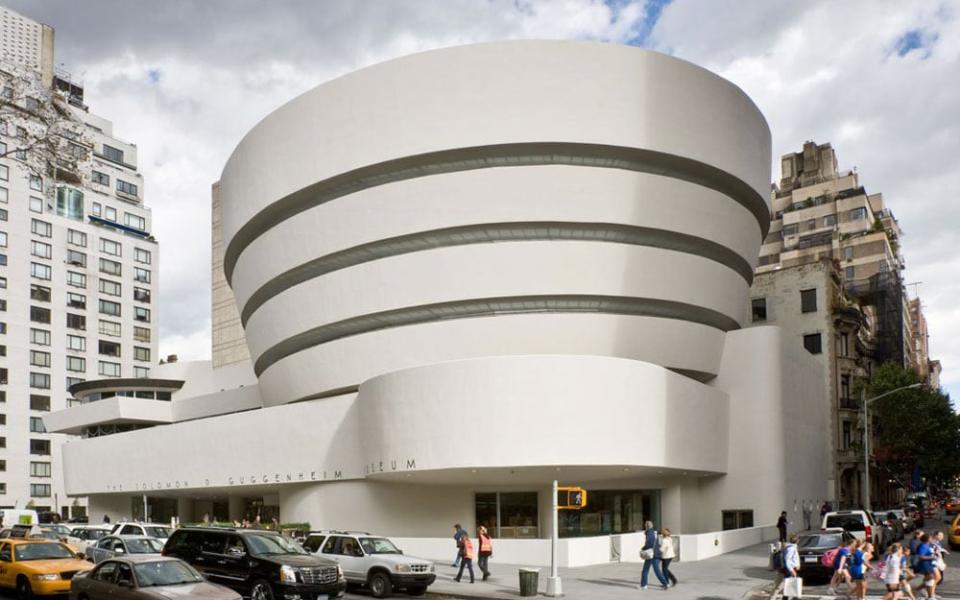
[
  {"xmin": 102, "ymin": 514, "xmax": 111, "ymax": 524},
  {"xmin": 916, "ymin": 533, "xmax": 937, "ymax": 599},
  {"xmin": 454, "ymin": 530, "xmax": 475, "ymax": 583},
  {"xmin": 932, "ymin": 531, "xmax": 948, "ymax": 585},
  {"xmin": 639, "ymin": 520, "xmax": 668, "ymax": 590},
  {"xmin": 659, "ymin": 527, "xmax": 677, "ymax": 588},
  {"xmin": 802, "ymin": 502, "xmax": 812, "ymax": 531},
  {"xmin": 850, "ymin": 540, "xmax": 873, "ymax": 600},
  {"xmin": 779, "ymin": 533, "xmax": 801, "ymax": 599},
  {"xmin": 821, "ymin": 501, "xmax": 832, "ymax": 520},
  {"xmin": 829, "ymin": 537, "xmax": 856, "ymax": 596},
  {"xmin": 901, "ymin": 546, "xmax": 917, "ymax": 600},
  {"xmin": 452, "ymin": 524, "xmax": 464, "ymax": 567},
  {"xmin": 777, "ymin": 511, "xmax": 788, "ymax": 543},
  {"xmin": 477, "ymin": 526, "xmax": 493, "ymax": 581},
  {"xmin": 882, "ymin": 543, "xmax": 903, "ymax": 600}
]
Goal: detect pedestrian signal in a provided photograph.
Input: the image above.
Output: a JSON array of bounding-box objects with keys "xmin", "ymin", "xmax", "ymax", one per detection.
[{"xmin": 558, "ymin": 486, "xmax": 587, "ymax": 510}]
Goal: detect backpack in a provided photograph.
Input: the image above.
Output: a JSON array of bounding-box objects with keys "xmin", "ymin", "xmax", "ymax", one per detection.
[{"xmin": 822, "ymin": 547, "xmax": 841, "ymax": 567}]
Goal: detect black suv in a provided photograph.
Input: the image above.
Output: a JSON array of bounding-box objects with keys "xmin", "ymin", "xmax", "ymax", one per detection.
[{"xmin": 162, "ymin": 527, "xmax": 346, "ymax": 600}]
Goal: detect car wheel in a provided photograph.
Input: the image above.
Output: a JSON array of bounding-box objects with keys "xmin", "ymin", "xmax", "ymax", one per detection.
[
  {"xmin": 407, "ymin": 584, "xmax": 427, "ymax": 596},
  {"xmin": 16, "ymin": 577, "xmax": 32, "ymax": 600},
  {"xmin": 250, "ymin": 579, "xmax": 274, "ymax": 600},
  {"xmin": 368, "ymin": 572, "xmax": 392, "ymax": 598}
]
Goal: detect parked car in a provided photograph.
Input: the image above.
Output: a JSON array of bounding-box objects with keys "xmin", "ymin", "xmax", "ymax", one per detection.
[
  {"xmin": 821, "ymin": 510, "xmax": 880, "ymax": 547},
  {"xmin": 944, "ymin": 498, "xmax": 960, "ymax": 515},
  {"xmin": 0, "ymin": 538, "xmax": 91, "ymax": 598},
  {"xmin": 69, "ymin": 555, "xmax": 240, "ymax": 600},
  {"xmin": 44, "ymin": 523, "xmax": 73, "ymax": 538},
  {"xmin": 949, "ymin": 513, "xmax": 960, "ymax": 551},
  {"xmin": 66, "ymin": 525, "xmax": 112, "ymax": 557},
  {"xmin": 162, "ymin": 526, "xmax": 346, "ymax": 599},
  {"xmin": 86, "ymin": 535, "xmax": 164, "ymax": 564},
  {"xmin": 303, "ymin": 530, "xmax": 436, "ymax": 597},
  {"xmin": 109, "ymin": 523, "xmax": 174, "ymax": 544},
  {"xmin": 797, "ymin": 530, "xmax": 854, "ymax": 579}
]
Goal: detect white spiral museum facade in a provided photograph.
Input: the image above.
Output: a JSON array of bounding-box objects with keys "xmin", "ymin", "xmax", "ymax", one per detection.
[{"xmin": 50, "ymin": 42, "xmax": 829, "ymax": 551}]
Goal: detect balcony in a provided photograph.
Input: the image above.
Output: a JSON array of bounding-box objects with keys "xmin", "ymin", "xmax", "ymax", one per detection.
[{"xmin": 43, "ymin": 378, "xmax": 184, "ymax": 435}]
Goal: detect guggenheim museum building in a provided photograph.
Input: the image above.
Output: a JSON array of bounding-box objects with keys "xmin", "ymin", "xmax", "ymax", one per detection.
[{"xmin": 46, "ymin": 41, "xmax": 828, "ymax": 559}]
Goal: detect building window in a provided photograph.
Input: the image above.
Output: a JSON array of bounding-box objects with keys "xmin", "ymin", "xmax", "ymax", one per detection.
[
  {"xmin": 841, "ymin": 374, "xmax": 851, "ymax": 401},
  {"xmin": 134, "ymin": 326, "xmax": 151, "ymax": 342},
  {"xmin": 116, "ymin": 180, "xmax": 138, "ymax": 197},
  {"xmin": 824, "ymin": 214, "xmax": 837, "ymax": 227},
  {"xmin": 29, "ymin": 350, "xmax": 50, "ymax": 368},
  {"xmin": 67, "ymin": 335, "xmax": 85, "ymax": 352},
  {"xmin": 846, "ymin": 266, "xmax": 855, "ymax": 280},
  {"xmin": 0, "ymin": 368, "xmax": 6, "ymax": 384},
  {"xmin": 98, "ymin": 299, "xmax": 121, "ymax": 317},
  {"xmin": 29, "ymin": 306, "xmax": 51, "ymax": 324},
  {"xmin": 30, "ymin": 219, "xmax": 52, "ymax": 237},
  {"xmin": 55, "ymin": 186, "xmax": 84, "ymax": 220},
  {"xmin": 92, "ymin": 171, "xmax": 109, "ymax": 186},
  {"xmin": 67, "ymin": 292, "xmax": 85, "ymax": 309},
  {"xmin": 800, "ymin": 289, "xmax": 817, "ymax": 313},
  {"xmin": 803, "ymin": 333, "xmax": 823, "ymax": 355},
  {"xmin": 99, "ymin": 280, "xmax": 121, "ymax": 297},
  {"xmin": 0, "ymin": 231, "xmax": 5, "ymax": 247},
  {"xmin": 30, "ymin": 241, "xmax": 51, "ymax": 259},
  {"xmin": 0, "ymin": 165, "xmax": 6, "ymax": 181},
  {"xmin": 99, "ymin": 320, "xmax": 121, "ymax": 337},
  {"xmin": 30, "ymin": 284, "xmax": 51, "ymax": 302},
  {"xmin": 68, "ymin": 229, "xmax": 87, "ymax": 247},
  {"xmin": 66, "ymin": 377, "xmax": 84, "ymax": 391},
  {"xmin": 99, "ymin": 258, "xmax": 121, "ymax": 276},
  {"xmin": 98, "ymin": 361, "xmax": 121, "ymax": 377},
  {"xmin": 844, "ymin": 246, "xmax": 854, "ymax": 260},
  {"xmin": 134, "ymin": 307, "xmax": 151, "ymax": 323},
  {"xmin": 124, "ymin": 213, "xmax": 145, "ymax": 231},
  {"xmin": 98, "ymin": 340, "xmax": 121, "ymax": 358},
  {"xmin": 29, "ymin": 417, "xmax": 45, "ymax": 433},
  {"xmin": 134, "ymin": 346, "xmax": 150, "ymax": 362},
  {"xmin": 0, "ymin": 208, "xmax": 6, "ymax": 221},
  {"xmin": 29, "ymin": 196, "xmax": 43, "ymax": 213},
  {"xmin": 66, "ymin": 271, "xmax": 86, "ymax": 288},
  {"xmin": 721, "ymin": 510, "xmax": 755, "ymax": 531},
  {"xmin": 134, "ymin": 267, "xmax": 150, "ymax": 283},
  {"xmin": 105, "ymin": 206, "xmax": 117, "ymax": 221},
  {"xmin": 30, "ymin": 484, "xmax": 51, "ymax": 498},
  {"xmin": 840, "ymin": 333, "xmax": 849, "ymax": 357},
  {"xmin": 65, "ymin": 356, "xmax": 85, "ymax": 372},
  {"xmin": 30, "ymin": 262, "xmax": 51, "ymax": 280},
  {"xmin": 0, "ymin": 460, "xmax": 5, "ymax": 470},
  {"xmin": 751, "ymin": 298, "xmax": 767, "ymax": 322},
  {"xmin": 102, "ymin": 145, "xmax": 124, "ymax": 164},
  {"xmin": 66, "ymin": 313, "xmax": 86, "ymax": 331},
  {"xmin": 0, "ymin": 187, "xmax": 6, "ymax": 203},
  {"xmin": 66, "ymin": 249, "xmax": 86, "ymax": 267},
  {"xmin": 30, "ymin": 395, "xmax": 50, "ymax": 411},
  {"xmin": 29, "ymin": 462, "xmax": 50, "ymax": 477},
  {"xmin": 842, "ymin": 421, "xmax": 852, "ymax": 449},
  {"xmin": 849, "ymin": 207, "xmax": 867, "ymax": 220},
  {"xmin": 29, "ymin": 372, "xmax": 50, "ymax": 389},
  {"xmin": 475, "ymin": 492, "xmax": 540, "ymax": 538},
  {"xmin": 29, "ymin": 175, "xmax": 42, "ymax": 192},
  {"xmin": 100, "ymin": 238, "xmax": 121, "ymax": 257},
  {"xmin": 92, "ymin": 202, "xmax": 101, "ymax": 217},
  {"xmin": 30, "ymin": 329, "xmax": 50, "ymax": 346},
  {"xmin": 133, "ymin": 287, "xmax": 150, "ymax": 303},
  {"xmin": 134, "ymin": 366, "xmax": 150, "ymax": 378},
  {"xmin": 134, "ymin": 248, "xmax": 151, "ymax": 264},
  {"xmin": 806, "ymin": 219, "xmax": 816, "ymax": 231}
]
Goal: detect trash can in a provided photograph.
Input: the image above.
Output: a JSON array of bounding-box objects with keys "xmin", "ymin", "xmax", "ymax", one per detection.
[{"xmin": 519, "ymin": 568, "xmax": 540, "ymax": 597}]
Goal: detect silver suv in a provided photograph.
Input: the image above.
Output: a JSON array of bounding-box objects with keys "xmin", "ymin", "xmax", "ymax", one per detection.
[{"xmin": 303, "ymin": 531, "xmax": 435, "ymax": 598}]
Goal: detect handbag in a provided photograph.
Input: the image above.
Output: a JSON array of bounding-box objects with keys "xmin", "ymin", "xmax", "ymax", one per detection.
[
  {"xmin": 640, "ymin": 548, "xmax": 654, "ymax": 560},
  {"xmin": 783, "ymin": 576, "xmax": 803, "ymax": 599}
]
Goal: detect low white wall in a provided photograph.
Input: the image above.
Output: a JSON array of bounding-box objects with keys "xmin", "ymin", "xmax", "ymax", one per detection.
[{"xmin": 676, "ymin": 525, "xmax": 778, "ymax": 561}]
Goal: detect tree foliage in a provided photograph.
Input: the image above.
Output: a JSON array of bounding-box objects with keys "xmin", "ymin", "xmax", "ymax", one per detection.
[{"xmin": 869, "ymin": 362, "xmax": 960, "ymax": 489}]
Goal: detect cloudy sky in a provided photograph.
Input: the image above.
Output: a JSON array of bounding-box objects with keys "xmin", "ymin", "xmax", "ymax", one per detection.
[{"xmin": 8, "ymin": 0, "xmax": 958, "ymax": 399}]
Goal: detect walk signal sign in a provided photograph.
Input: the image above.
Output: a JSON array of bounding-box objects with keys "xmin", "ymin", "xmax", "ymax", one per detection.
[{"xmin": 558, "ymin": 486, "xmax": 587, "ymax": 510}]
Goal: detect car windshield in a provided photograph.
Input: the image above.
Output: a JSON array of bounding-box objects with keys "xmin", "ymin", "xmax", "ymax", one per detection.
[
  {"xmin": 244, "ymin": 534, "xmax": 306, "ymax": 556},
  {"xmin": 126, "ymin": 539, "xmax": 164, "ymax": 554},
  {"xmin": 799, "ymin": 534, "xmax": 843, "ymax": 548},
  {"xmin": 15, "ymin": 543, "xmax": 74, "ymax": 561},
  {"xmin": 360, "ymin": 537, "xmax": 402, "ymax": 555},
  {"xmin": 826, "ymin": 515, "xmax": 865, "ymax": 532},
  {"xmin": 134, "ymin": 560, "xmax": 203, "ymax": 587},
  {"xmin": 144, "ymin": 527, "xmax": 173, "ymax": 539}
]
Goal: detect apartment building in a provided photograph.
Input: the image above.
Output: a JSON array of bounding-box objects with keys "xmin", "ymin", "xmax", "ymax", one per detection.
[
  {"xmin": 0, "ymin": 6, "xmax": 53, "ymax": 86},
  {"xmin": 0, "ymin": 7, "xmax": 158, "ymax": 517}
]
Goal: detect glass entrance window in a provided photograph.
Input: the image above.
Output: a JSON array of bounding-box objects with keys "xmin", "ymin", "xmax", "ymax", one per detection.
[
  {"xmin": 473, "ymin": 492, "xmax": 539, "ymax": 538},
  {"xmin": 559, "ymin": 489, "xmax": 661, "ymax": 538}
]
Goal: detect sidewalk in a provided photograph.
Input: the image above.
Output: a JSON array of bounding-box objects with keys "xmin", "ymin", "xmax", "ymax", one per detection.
[{"xmin": 424, "ymin": 542, "xmax": 778, "ymax": 599}]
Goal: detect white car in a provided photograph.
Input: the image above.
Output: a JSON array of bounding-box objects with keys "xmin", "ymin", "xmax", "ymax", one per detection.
[
  {"xmin": 822, "ymin": 510, "xmax": 881, "ymax": 547},
  {"xmin": 303, "ymin": 530, "xmax": 435, "ymax": 598},
  {"xmin": 85, "ymin": 534, "xmax": 165, "ymax": 563},
  {"xmin": 109, "ymin": 522, "xmax": 175, "ymax": 544},
  {"xmin": 67, "ymin": 524, "xmax": 113, "ymax": 556}
]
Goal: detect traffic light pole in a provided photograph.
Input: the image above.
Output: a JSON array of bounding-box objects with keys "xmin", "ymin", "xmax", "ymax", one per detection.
[{"xmin": 546, "ymin": 479, "xmax": 563, "ymax": 596}]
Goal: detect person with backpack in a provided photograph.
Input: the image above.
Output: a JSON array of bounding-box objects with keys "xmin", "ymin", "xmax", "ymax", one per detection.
[
  {"xmin": 452, "ymin": 524, "xmax": 465, "ymax": 567},
  {"xmin": 830, "ymin": 538, "xmax": 856, "ymax": 596},
  {"xmin": 659, "ymin": 527, "xmax": 677, "ymax": 588},
  {"xmin": 454, "ymin": 529, "xmax": 476, "ymax": 583},
  {"xmin": 882, "ymin": 543, "xmax": 903, "ymax": 600},
  {"xmin": 638, "ymin": 520, "xmax": 668, "ymax": 590}
]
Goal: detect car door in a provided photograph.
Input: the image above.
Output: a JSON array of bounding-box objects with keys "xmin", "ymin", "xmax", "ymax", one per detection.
[
  {"xmin": 337, "ymin": 536, "xmax": 366, "ymax": 581},
  {"xmin": 119, "ymin": 524, "xmax": 142, "ymax": 537},
  {"xmin": 216, "ymin": 535, "xmax": 251, "ymax": 590},
  {"xmin": 0, "ymin": 543, "xmax": 13, "ymax": 589},
  {"xmin": 82, "ymin": 560, "xmax": 119, "ymax": 600}
]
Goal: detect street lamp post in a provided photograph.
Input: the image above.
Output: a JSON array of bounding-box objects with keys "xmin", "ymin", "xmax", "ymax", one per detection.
[{"xmin": 862, "ymin": 382, "xmax": 922, "ymax": 512}]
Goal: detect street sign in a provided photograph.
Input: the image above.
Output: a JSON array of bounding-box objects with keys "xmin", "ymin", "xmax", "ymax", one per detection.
[{"xmin": 558, "ymin": 486, "xmax": 587, "ymax": 510}]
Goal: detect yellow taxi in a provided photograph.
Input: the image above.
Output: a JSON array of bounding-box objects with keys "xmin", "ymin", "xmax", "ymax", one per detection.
[
  {"xmin": 950, "ymin": 513, "xmax": 960, "ymax": 550},
  {"xmin": 0, "ymin": 538, "xmax": 91, "ymax": 597}
]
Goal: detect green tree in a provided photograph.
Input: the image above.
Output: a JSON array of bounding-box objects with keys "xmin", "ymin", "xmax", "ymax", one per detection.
[{"xmin": 868, "ymin": 362, "xmax": 960, "ymax": 490}]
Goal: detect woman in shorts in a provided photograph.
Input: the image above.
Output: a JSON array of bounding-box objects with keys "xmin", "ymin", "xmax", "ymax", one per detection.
[
  {"xmin": 901, "ymin": 546, "xmax": 916, "ymax": 600},
  {"xmin": 830, "ymin": 538, "xmax": 857, "ymax": 596},
  {"xmin": 916, "ymin": 533, "xmax": 937, "ymax": 599},
  {"xmin": 850, "ymin": 541, "xmax": 874, "ymax": 600},
  {"xmin": 882, "ymin": 543, "xmax": 903, "ymax": 600}
]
